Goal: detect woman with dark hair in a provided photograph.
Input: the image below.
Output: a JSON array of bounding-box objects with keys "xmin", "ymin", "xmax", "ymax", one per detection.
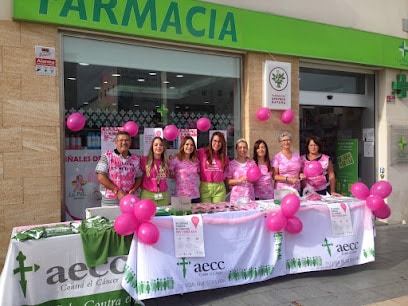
[
  {"xmin": 301, "ymin": 135, "xmax": 340, "ymax": 196},
  {"xmin": 140, "ymin": 136, "xmax": 171, "ymax": 206},
  {"xmin": 253, "ymin": 139, "xmax": 274, "ymax": 200},
  {"xmin": 197, "ymin": 131, "xmax": 229, "ymax": 203},
  {"xmin": 169, "ymin": 136, "xmax": 201, "ymax": 203}
]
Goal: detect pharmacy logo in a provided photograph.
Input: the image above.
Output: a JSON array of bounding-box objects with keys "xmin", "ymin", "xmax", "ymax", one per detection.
[
  {"xmin": 399, "ymin": 40, "xmax": 408, "ymax": 58},
  {"xmin": 269, "ymin": 67, "xmax": 288, "ymax": 91},
  {"xmin": 13, "ymin": 251, "xmax": 40, "ymax": 297},
  {"xmin": 398, "ymin": 136, "xmax": 407, "ymax": 156}
]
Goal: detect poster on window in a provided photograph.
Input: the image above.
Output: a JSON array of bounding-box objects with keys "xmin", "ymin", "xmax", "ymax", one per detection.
[
  {"xmin": 335, "ymin": 139, "xmax": 358, "ymax": 196},
  {"xmin": 263, "ymin": 61, "xmax": 291, "ymax": 110},
  {"xmin": 178, "ymin": 129, "xmax": 198, "ymax": 147},
  {"xmin": 101, "ymin": 127, "xmax": 122, "ymax": 154},
  {"xmin": 143, "ymin": 128, "xmax": 164, "ymax": 156},
  {"xmin": 65, "ymin": 150, "xmax": 101, "ymax": 220}
]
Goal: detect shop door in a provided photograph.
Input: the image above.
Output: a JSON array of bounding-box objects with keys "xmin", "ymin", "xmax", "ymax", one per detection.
[{"xmin": 299, "ymin": 67, "xmax": 376, "ymax": 191}]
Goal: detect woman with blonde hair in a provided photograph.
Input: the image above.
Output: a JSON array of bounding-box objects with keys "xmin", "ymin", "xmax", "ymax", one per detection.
[{"xmin": 225, "ymin": 138, "xmax": 256, "ymax": 203}]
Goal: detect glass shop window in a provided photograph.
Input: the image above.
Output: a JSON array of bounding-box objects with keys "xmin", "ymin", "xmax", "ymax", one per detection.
[{"xmin": 63, "ymin": 36, "xmax": 241, "ymax": 158}]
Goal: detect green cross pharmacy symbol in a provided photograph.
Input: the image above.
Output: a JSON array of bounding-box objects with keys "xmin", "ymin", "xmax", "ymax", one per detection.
[
  {"xmin": 392, "ymin": 74, "xmax": 408, "ymax": 98},
  {"xmin": 156, "ymin": 104, "xmax": 169, "ymax": 124},
  {"xmin": 398, "ymin": 136, "xmax": 407, "ymax": 155}
]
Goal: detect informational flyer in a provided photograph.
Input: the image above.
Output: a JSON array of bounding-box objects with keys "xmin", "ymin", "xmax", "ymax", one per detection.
[
  {"xmin": 327, "ymin": 202, "xmax": 353, "ymax": 237},
  {"xmin": 35, "ymin": 46, "xmax": 56, "ymax": 76},
  {"xmin": 173, "ymin": 215, "xmax": 205, "ymax": 258},
  {"xmin": 178, "ymin": 129, "xmax": 197, "ymax": 146}
]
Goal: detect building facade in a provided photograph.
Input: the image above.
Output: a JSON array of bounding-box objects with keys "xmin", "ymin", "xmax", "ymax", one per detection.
[{"xmin": 1, "ymin": 0, "xmax": 408, "ymax": 268}]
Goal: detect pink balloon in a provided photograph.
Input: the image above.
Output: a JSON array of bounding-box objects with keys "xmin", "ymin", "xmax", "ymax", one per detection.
[
  {"xmin": 197, "ymin": 117, "xmax": 211, "ymax": 132},
  {"xmin": 66, "ymin": 112, "xmax": 86, "ymax": 132},
  {"xmin": 366, "ymin": 194, "xmax": 386, "ymax": 212},
  {"xmin": 350, "ymin": 182, "xmax": 370, "ymax": 200},
  {"xmin": 370, "ymin": 181, "xmax": 392, "ymax": 199},
  {"xmin": 265, "ymin": 212, "xmax": 287, "ymax": 232},
  {"xmin": 114, "ymin": 213, "xmax": 139, "ymax": 236},
  {"xmin": 256, "ymin": 107, "xmax": 271, "ymax": 121},
  {"xmin": 281, "ymin": 109, "xmax": 294, "ymax": 124},
  {"xmin": 303, "ymin": 161, "xmax": 323, "ymax": 178},
  {"xmin": 138, "ymin": 222, "xmax": 160, "ymax": 245},
  {"xmin": 285, "ymin": 216, "xmax": 303, "ymax": 234},
  {"xmin": 119, "ymin": 194, "xmax": 140, "ymax": 214},
  {"xmin": 163, "ymin": 125, "xmax": 179, "ymax": 141},
  {"xmin": 246, "ymin": 166, "xmax": 262, "ymax": 182},
  {"xmin": 134, "ymin": 199, "xmax": 157, "ymax": 222},
  {"xmin": 123, "ymin": 121, "xmax": 139, "ymax": 137},
  {"xmin": 373, "ymin": 203, "xmax": 391, "ymax": 219},
  {"xmin": 280, "ymin": 194, "xmax": 300, "ymax": 218}
]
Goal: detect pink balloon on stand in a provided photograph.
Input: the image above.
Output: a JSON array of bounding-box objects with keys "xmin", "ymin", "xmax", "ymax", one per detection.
[
  {"xmin": 196, "ymin": 117, "xmax": 211, "ymax": 132},
  {"xmin": 280, "ymin": 194, "xmax": 300, "ymax": 218},
  {"xmin": 123, "ymin": 121, "xmax": 139, "ymax": 137},
  {"xmin": 119, "ymin": 194, "xmax": 140, "ymax": 214},
  {"xmin": 256, "ymin": 107, "xmax": 271, "ymax": 121},
  {"xmin": 373, "ymin": 203, "xmax": 391, "ymax": 219},
  {"xmin": 370, "ymin": 180, "xmax": 393, "ymax": 199},
  {"xmin": 138, "ymin": 222, "xmax": 160, "ymax": 245},
  {"xmin": 366, "ymin": 194, "xmax": 386, "ymax": 212},
  {"xmin": 350, "ymin": 182, "xmax": 370, "ymax": 200},
  {"xmin": 285, "ymin": 216, "xmax": 303, "ymax": 234},
  {"xmin": 246, "ymin": 166, "xmax": 262, "ymax": 182},
  {"xmin": 114, "ymin": 213, "xmax": 139, "ymax": 236},
  {"xmin": 66, "ymin": 112, "xmax": 86, "ymax": 132},
  {"xmin": 281, "ymin": 109, "xmax": 294, "ymax": 124},
  {"xmin": 265, "ymin": 212, "xmax": 288, "ymax": 232},
  {"xmin": 303, "ymin": 161, "xmax": 323, "ymax": 178},
  {"xmin": 134, "ymin": 199, "xmax": 157, "ymax": 222},
  {"xmin": 163, "ymin": 125, "xmax": 179, "ymax": 141}
]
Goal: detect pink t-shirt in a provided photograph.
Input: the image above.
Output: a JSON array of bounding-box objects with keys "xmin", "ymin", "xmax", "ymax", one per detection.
[
  {"xmin": 169, "ymin": 157, "xmax": 200, "ymax": 199},
  {"xmin": 301, "ymin": 154, "xmax": 330, "ymax": 192},
  {"xmin": 272, "ymin": 151, "xmax": 302, "ymax": 192},
  {"xmin": 254, "ymin": 163, "xmax": 274, "ymax": 200},
  {"xmin": 140, "ymin": 157, "xmax": 168, "ymax": 192},
  {"xmin": 225, "ymin": 158, "xmax": 256, "ymax": 203},
  {"xmin": 197, "ymin": 148, "xmax": 229, "ymax": 183}
]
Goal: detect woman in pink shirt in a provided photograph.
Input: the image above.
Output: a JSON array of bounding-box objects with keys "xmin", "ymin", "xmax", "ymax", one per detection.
[
  {"xmin": 197, "ymin": 132, "xmax": 229, "ymax": 203},
  {"xmin": 169, "ymin": 136, "xmax": 201, "ymax": 203},
  {"xmin": 272, "ymin": 131, "xmax": 305, "ymax": 193},
  {"xmin": 253, "ymin": 139, "xmax": 274, "ymax": 200},
  {"xmin": 225, "ymin": 138, "xmax": 256, "ymax": 203},
  {"xmin": 140, "ymin": 137, "xmax": 170, "ymax": 206}
]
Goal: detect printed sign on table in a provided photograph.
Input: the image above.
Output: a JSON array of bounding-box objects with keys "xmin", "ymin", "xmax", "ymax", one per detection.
[
  {"xmin": 328, "ymin": 202, "xmax": 353, "ymax": 237},
  {"xmin": 173, "ymin": 215, "xmax": 205, "ymax": 258}
]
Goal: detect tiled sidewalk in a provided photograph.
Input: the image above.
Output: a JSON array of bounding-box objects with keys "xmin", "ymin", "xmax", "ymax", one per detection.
[{"xmin": 142, "ymin": 222, "xmax": 408, "ymax": 306}]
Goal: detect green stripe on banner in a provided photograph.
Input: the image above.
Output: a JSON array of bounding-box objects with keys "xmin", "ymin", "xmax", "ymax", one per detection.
[
  {"xmin": 23, "ymin": 290, "xmax": 139, "ymax": 306},
  {"xmin": 12, "ymin": 0, "xmax": 408, "ymax": 69}
]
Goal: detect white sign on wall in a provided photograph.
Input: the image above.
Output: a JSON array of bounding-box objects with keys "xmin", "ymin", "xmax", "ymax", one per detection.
[{"xmin": 263, "ymin": 61, "xmax": 291, "ymax": 110}]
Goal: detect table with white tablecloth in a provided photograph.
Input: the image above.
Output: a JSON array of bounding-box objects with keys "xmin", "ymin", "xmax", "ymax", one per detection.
[{"xmin": 122, "ymin": 201, "xmax": 375, "ymax": 301}]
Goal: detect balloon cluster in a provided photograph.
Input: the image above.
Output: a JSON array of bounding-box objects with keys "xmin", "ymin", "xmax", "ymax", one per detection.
[
  {"xmin": 114, "ymin": 195, "xmax": 160, "ymax": 245},
  {"xmin": 255, "ymin": 107, "xmax": 295, "ymax": 125},
  {"xmin": 265, "ymin": 194, "xmax": 303, "ymax": 234},
  {"xmin": 350, "ymin": 180, "xmax": 392, "ymax": 219}
]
